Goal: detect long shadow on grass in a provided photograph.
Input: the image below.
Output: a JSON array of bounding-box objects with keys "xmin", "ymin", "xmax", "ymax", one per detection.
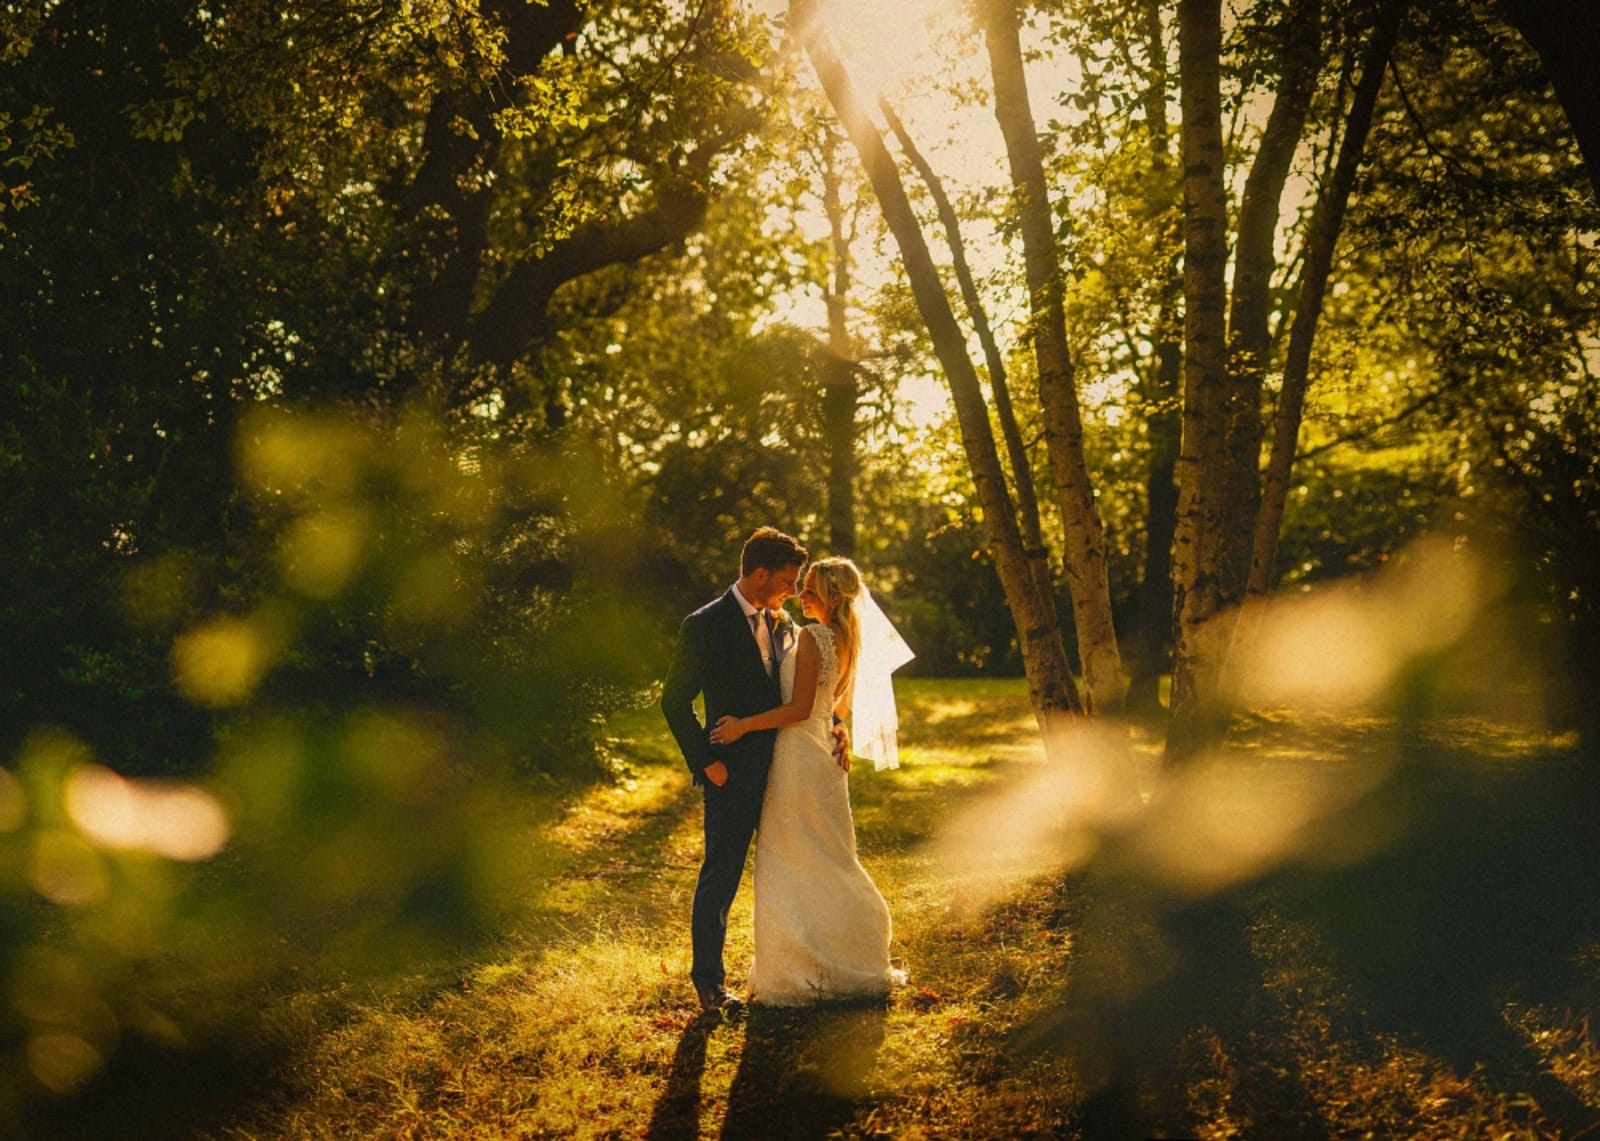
[
  {"xmin": 645, "ymin": 1015, "xmax": 714, "ymax": 1141},
  {"xmin": 718, "ymin": 1002, "xmax": 887, "ymax": 1140},
  {"xmin": 1029, "ymin": 876, "xmax": 1332, "ymax": 1140},
  {"xmin": 1031, "ymin": 727, "xmax": 1600, "ymax": 1138},
  {"xmin": 1272, "ymin": 739, "xmax": 1600, "ymax": 1134}
]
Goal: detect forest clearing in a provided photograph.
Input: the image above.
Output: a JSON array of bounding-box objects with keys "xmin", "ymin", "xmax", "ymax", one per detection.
[{"xmin": 26, "ymin": 680, "xmax": 1596, "ymax": 1139}]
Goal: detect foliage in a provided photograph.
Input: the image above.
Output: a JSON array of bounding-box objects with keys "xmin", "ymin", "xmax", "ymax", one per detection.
[
  {"xmin": 1311, "ymin": 0, "xmax": 1600, "ymax": 723},
  {"xmin": 0, "ymin": 0, "xmax": 778, "ymax": 1109},
  {"xmin": 0, "ymin": 402, "xmax": 649, "ymax": 1113}
]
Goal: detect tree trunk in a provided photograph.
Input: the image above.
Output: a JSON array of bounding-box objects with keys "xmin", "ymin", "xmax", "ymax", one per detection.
[
  {"xmin": 1127, "ymin": 0, "xmax": 1181, "ymax": 716},
  {"xmin": 1218, "ymin": 0, "xmax": 1321, "ymax": 609},
  {"xmin": 1498, "ymin": 0, "xmax": 1600, "ymax": 196},
  {"xmin": 879, "ymin": 98, "xmax": 1054, "ymax": 621},
  {"xmin": 789, "ymin": 0, "xmax": 1084, "ymax": 733},
  {"xmin": 1168, "ymin": 0, "xmax": 1233, "ymax": 762},
  {"xmin": 1250, "ymin": 2, "xmax": 1408, "ymax": 597},
  {"xmin": 819, "ymin": 128, "xmax": 858, "ymax": 556},
  {"xmin": 979, "ymin": 0, "xmax": 1125, "ymax": 715}
]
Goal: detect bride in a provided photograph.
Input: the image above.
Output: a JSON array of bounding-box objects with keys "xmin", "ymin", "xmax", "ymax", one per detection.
[{"xmin": 709, "ymin": 556, "xmax": 910, "ymax": 1005}]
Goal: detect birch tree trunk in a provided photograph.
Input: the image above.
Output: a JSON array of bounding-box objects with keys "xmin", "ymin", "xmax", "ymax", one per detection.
[
  {"xmin": 979, "ymin": 0, "xmax": 1125, "ymax": 714},
  {"xmin": 789, "ymin": 0, "xmax": 1085, "ymax": 732},
  {"xmin": 1127, "ymin": 0, "xmax": 1182, "ymax": 716},
  {"xmin": 1250, "ymin": 2, "xmax": 1408, "ymax": 597},
  {"xmin": 1218, "ymin": 0, "xmax": 1322, "ymax": 607},
  {"xmin": 819, "ymin": 128, "xmax": 858, "ymax": 556},
  {"xmin": 1168, "ymin": 0, "xmax": 1233, "ymax": 762},
  {"xmin": 880, "ymin": 99, "xmax": 1054, "ymax": 612}
]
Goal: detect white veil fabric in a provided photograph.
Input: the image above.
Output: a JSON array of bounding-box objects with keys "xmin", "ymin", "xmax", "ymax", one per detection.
[{"xmin": 850, "ymin": 586, "xmax": 914, "ymax": 771}]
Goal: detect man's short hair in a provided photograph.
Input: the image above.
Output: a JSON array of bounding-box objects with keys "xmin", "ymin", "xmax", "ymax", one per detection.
[{"xmin": 741, "ymin": 526, "xmax": 808, "ymax": 576}]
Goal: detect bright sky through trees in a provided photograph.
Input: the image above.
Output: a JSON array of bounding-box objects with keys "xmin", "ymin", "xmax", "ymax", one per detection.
[{"xmin": 741, "ymin": 0, "xmax": 1037, "ymax": 429}]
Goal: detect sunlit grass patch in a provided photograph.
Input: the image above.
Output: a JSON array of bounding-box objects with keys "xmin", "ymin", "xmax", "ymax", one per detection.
[
  {"xmin": 897, "ymin": 678, "xmax": 1041, "ymax": 761},
  {"xmin": 241, "ymin": 921, "xmax": 701, "ymax": 1140},
  {"xmin": 860, "ymin": 872, "xmax": 1083, "ymax": 1139},
  {"xmin": 1506, "ymin": 990, "xmax": 1600, "ymax": 1111},
  {"xmin": 547, "ymin": 764, "xmax": 688, "ymax": 856}
]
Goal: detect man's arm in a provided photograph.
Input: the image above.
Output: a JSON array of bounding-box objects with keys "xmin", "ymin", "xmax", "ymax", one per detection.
[{"xmin": 661, "ymin": 616, "xmax": 716, "ymax": 781}]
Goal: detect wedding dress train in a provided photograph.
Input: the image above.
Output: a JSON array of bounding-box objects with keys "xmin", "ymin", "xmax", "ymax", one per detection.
[{"xmin": 748, "ymin": 623, "xmax": 897, "ymax": 1005}]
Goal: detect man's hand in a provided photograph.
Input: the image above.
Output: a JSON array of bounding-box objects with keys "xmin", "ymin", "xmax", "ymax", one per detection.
[
  {"xmin": 702, "ymin": 760, "xmax": 730, "ymax": 787},
  {"xmin": 831, "ymin": 724, "xmax": 852, "ymax": 773}
]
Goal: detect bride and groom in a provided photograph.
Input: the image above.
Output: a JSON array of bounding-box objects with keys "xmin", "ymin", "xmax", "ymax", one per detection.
[{"xmin": 661, "ymin": 527, "xmax": 912, "ymax": 1014}]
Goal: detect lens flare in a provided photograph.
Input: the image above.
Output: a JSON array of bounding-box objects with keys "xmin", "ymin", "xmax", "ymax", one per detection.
[
  {"xmin": 27, "ymin": 830, "xmax": 109, "ymax": 906},
  {"xmin": 65, "ymin": 765, "xmax": 230, "ymax": 861},
  {"xmin": 171, "ymin": 613, "xmax": 282, "ymax": 707},
  {"xmin": 278, "ymin": 505, "xmax": 370, "ymax": 599},
  {"xmin": 930, "ymin": 723, "xmax": 1145, "ymax": 911},
  {"xmin": 1239, "ymin": 537, "xmax": 1491, "ymax": 709},
  {"xmin": 1125, "ymin": 753, "xmax": 1385, "ymax": 894},
  {"xmin": 26, "ymin": 1031, "xmax": 102, "ymax": 1096},
  {"xmin": 237, "ymin": 409, "xmax": 366, "ymax": 500}
]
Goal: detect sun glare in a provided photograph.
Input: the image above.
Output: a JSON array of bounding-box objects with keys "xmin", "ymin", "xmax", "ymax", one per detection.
[
  {"xmin": 821, "ymin": 0, "xmax": 954, "ymax": 105},
  {"xmin": 746, "ymin": 0, "xmax": 961, "ymax": 105}
]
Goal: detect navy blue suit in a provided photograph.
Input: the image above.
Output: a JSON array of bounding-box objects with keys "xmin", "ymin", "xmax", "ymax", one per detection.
[{"xmin": 661, "ymin": 589, "xmax": 785, "ymax": 992}]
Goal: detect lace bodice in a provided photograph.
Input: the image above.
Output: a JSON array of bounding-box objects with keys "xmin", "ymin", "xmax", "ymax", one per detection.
[{"xmin": 781, "ymin": 623, "xmax": 839, "ymax": 724}]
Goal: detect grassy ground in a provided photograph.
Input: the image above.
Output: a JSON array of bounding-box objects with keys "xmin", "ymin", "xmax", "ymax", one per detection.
[{"xmin": 33, "ymin": 680, "xmax": 1600, "ymax": 1138}]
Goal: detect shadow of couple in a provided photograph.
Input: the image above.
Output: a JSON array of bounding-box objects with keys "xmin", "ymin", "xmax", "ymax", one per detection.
[{"xmin": 645, "ymin": 1000, "xmax": 889, "ymax": 1141}]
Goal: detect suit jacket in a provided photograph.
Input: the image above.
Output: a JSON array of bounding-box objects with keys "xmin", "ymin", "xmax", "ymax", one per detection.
[{"xmin": 661, "ymin": 589, "xmax": 787, "ymax": 788}]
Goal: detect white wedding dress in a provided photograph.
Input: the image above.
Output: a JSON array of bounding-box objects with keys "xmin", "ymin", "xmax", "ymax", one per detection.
[{"xmin": 748, "ymin": 623, "xmax": 897, "ymax": 1005}]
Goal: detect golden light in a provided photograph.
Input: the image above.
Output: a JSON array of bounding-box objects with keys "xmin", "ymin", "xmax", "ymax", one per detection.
[
  {"xmin": 1242, "ymin": 596, "xmax": 1396, "ymax": 709},
  {"xmin": 929, "ymin": 722, "xmax": 1145, "ymax": 912},
  {"xmin": 341, "ymin": 709, "xmax": 445, "ymax": 802},
  {"xmin": 757, "ymin": 0, "xmax": 965, "ymax": 105},
  {"xmin": 278, "ymin": 505, "xmax": 370, "ymax": 599},
  {"xmin": 236, "ymin": 407, "xmax": 367, "ymax": 500},
  {"xmin": 65, "ymin": 765, "xmax": 231, "ymax": 862},
  {"xmin": 26, "ymin": 1031, "xmax": 102, "ymax": 1096},
  {"xmin": 1239, "ymin": 536, "xmax": 1491, "ymax": 710},
  {"xmin": 926, "ymin": 537, "xmax": 1499, "ymax": 906},
  {"xmin": 1125, "ymin": 754, "xmax": 1387, "ymax": 895},
  {"xmin": 171, "ymin": 611, "xmax": 285, "ymax": 707},
  {"xmin": 11, "ymin": 949, "xmax": 121, "ymax": 1093},
  {"xmin": 832, "ymin": 0, "xmax": 950, "ymax": 105},
  {"xmin": 27, "ymin": 831, "xmax": 109, "ymax": 907}
]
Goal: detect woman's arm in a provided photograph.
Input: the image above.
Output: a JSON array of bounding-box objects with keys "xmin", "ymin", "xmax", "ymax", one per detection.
[{"xmin": 708, "ymin": 628, "xmax": 821, "ymax": 744}]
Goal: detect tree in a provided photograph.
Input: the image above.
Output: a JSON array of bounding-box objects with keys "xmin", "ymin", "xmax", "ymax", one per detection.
[
  {"xmin": 979, "ymin": 0, "xmax": 1126, "ymax": 714},
  {"xmin": 788, "ymin": 0, "xmax": 1086, "ymax": 737},
  {"xmin": 1168, "ymin": 0, "xmax": 1234, "ymax": 755},
  {"xmin": 1169, "ymin": 0, "xmax": 1413, "ymax": 757},
  {"xmin": 1250, "ymin": 0, "xmax": 1408, "ymax": 599},
  {"xmin": 1497, "ymin": 0, "xmax": 1600, "ymax": 194}
]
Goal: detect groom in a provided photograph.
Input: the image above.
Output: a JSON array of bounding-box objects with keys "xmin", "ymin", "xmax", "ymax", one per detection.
[{"xmin": 661, "ymin": 526, "xmax": 808, "ymax": 1014}]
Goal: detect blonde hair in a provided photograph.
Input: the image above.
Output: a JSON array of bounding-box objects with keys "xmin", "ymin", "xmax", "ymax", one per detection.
[{"xmin": 807, "ymin": 556, "xmax": 862, "ymax": 699}]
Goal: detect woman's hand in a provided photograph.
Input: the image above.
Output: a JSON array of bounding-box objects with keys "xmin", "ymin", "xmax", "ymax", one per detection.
[{"xmin": 709, "ymin": 715, "xmax": 747, "ymax": 745}]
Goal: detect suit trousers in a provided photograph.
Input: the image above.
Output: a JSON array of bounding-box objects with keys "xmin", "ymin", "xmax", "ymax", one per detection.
[{"xmin": 690, "ymin": 776, "xmax": 766, "ymax": 990}]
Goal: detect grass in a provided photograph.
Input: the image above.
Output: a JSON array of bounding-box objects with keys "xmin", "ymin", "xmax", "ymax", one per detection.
[{"xmin": 26, "ymin": 679, "xmax": 1600, "ymax": 1138}]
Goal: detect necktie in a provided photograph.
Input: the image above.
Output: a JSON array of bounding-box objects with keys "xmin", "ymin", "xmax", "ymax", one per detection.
[
  {"xmin": 753, "ymin": 610, "xmax": 775, "ymax": 675},
  {"xmin": 768, "ymin": 612, "xmax": 785, "ymax": 666}
]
